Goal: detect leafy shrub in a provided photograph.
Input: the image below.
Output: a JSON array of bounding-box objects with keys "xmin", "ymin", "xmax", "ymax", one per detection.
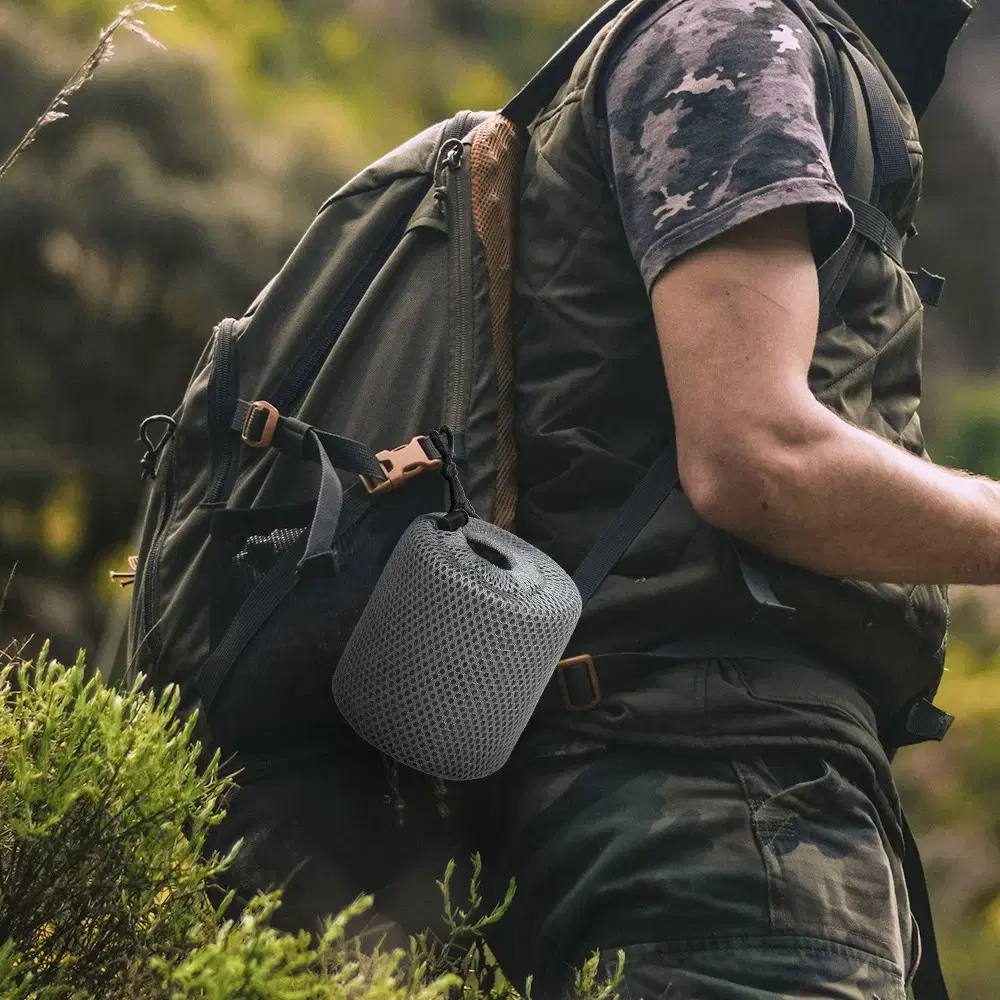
[
  {"xmin": 0, "ymin": 646, "xmax": 623, "ymax": 1000},
  {"xmin": 0, "ymin": 644, "xmax": 233, "ymax": 997}
]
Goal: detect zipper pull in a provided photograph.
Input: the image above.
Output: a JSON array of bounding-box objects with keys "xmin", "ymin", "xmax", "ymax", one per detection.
[
  {"xmin": 433, "ymin": 138, "xmax": 465, "ymax": 215},
  {"xmin": 110, "ymin": 555, "xmax": 139, "ymax": 588}
]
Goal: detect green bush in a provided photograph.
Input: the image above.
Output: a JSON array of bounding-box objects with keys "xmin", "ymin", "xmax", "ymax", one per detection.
[{"xmin": 0, "ymin": 646, "xmax": 622, "ymax": 1000}]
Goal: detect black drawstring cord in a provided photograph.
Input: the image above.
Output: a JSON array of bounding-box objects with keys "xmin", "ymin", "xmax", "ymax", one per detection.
[{"xmin": 429, "ymin": 426, "xmax": 478, "ymax": 525}]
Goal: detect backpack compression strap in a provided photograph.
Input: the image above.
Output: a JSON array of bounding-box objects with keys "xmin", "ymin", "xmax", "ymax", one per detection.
[{"xmin": 572, "ymin": 443, "xmax": 678, "ymax": 604}]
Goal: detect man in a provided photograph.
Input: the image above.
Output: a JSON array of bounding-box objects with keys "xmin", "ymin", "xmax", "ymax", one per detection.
[{"xmin": 478, "ymin": 1, "xmax": 978, "ymax": 998}]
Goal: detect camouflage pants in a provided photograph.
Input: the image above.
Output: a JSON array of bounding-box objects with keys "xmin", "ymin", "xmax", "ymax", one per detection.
[
  {"xmin": 206, "ymin": 651, "xmax": 919, "ymax": 1000},
  {"xmin": 480, "ymin": 745, "xmax": 918, "ymax": 1000}
]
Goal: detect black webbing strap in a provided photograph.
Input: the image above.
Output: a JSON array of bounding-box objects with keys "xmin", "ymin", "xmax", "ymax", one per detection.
[
  {"xmin": 813, "ymin": 21, "xmax": 871, "ymax": 322},
  {"xmin": 813, "ymin": 20, "xmax": 857, "ymax": 190},
  {"xmin": 572, "ymin": 443, "xmax": 679, "ymax": 604},
  {"xmin": 902, "ymin": 810, "xmax": 951, "ymax": 1000},
  {"xmin": 298, "ymin": 428, "xmax": 345, "ymax": 574},
  {"xmin": 502, "ymin": 0, "xmax": 635, "ymax": 128},
  {"xmin": 196, "ymin": 427, "xmax": 346, "ymax": 709},
  {"xmin": 813, "ymin": 20, "xmax": 911, "ymax": 322},
  {"xmin": 196, "ymin": 541, "xmax": 303, "ymax": 709},
  {"xmin": 841, "ymin": 41, "xmax": 913, "ymax": 188},
  {"xmin": 231, "ymin": 399, "xmax": 386, "ymax": 481},
  {"xmin": 846, "ymin": 195, "xmax": 904, "ymax": 266},
  {"xmin": 736, "ymin": 549, "xmax": 796, "ymax": 620}
]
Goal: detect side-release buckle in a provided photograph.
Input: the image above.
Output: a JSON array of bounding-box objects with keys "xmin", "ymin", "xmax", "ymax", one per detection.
[
  {"xmin": 557, "ymin": 654, "xmax": 601, "ymax": 712},
  {"xmin": 360, "ymin": 436, "xmax": 443, "ymax": 496},
  {"xmin": 241, "ymin": 401, "xmax": 280, "ymax": 449}
]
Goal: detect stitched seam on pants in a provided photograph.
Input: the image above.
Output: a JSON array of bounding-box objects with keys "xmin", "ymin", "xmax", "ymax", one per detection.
[{"xmin": 729, "ymin": 758, "xmax": 776, "ymax": 935}]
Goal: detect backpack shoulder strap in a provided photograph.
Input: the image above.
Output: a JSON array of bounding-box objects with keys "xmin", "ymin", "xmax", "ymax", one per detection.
[
  {"xmin": 502, "ymin": 0, "xmax": 638, "ymax": 128},
  {"xmin": 572, "ymin": 442, "xmax": 679, "ymax": 603},
  {"xmin": 807, "ymin": 10, "xmax": 922, "ymax": 321}
]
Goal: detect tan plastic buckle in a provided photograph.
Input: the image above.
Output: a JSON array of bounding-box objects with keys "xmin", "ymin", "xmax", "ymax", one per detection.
[
  {"xmin": 360, "ymin": 436, "xmax": 443, "ymax": 496},
  {"xmin": 557, "ymin": 654, "xmax": 601, "ymax": 712},
  {"xmin": 241, "ymin": 401, "xmax": 280, "ymax": 449}
]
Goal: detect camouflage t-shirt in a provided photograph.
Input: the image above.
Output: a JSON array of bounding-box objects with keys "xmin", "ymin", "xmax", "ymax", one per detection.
[{"xmin": 596, "ymin": 0, "xmax": 854, "ymax": 292}]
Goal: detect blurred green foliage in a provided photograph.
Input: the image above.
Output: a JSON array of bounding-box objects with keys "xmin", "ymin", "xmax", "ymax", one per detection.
[
  {"xmin": 10, "ymin": 0, "xmax": 593, "ymax": 173},
  {"xmin": 932, "ymin": 381, "xmax": 1000, "ymax": 480},
  {"xmin": 0, "ymin": 2, "xmax": 997, "ymax": 997}
]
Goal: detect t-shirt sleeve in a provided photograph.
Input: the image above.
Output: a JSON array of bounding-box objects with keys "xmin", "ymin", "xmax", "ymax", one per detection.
[{"xmin": 596, "ymin": 0, "xmax": 853, "ymax": 292}]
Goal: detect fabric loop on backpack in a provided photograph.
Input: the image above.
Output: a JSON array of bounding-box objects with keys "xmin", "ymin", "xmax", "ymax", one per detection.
[
  {"xmin": 886, "ymin": 697, "xmax": 955, "ymax": 748},
  {"xmin": 428, "ymin": 426, "xmax": 478, "ymax": 520},
  {"xmin": 907, "ymin": 268, "xmax": 947, "ymax": 308},
  {"xmin": 297, "ymin": 428, "xmax": 346, "ymax": 574},
  {"xmin": 735, "ymin": 547, "xmax": 797, "ymax": 622}
]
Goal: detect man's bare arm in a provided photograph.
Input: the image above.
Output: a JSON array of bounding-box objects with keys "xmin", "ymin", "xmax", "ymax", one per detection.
[{"xmin": 651, "ymin": 205, "xmax": 1000, "ymax": 585}]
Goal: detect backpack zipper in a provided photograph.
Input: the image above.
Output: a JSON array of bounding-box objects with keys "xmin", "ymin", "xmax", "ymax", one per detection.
[
  {"xmin": 440, "ymin": 137, "xmax": 474, "ymax": 432},
  {"xmin": 138, "ymin": 446, "xmax": 176, "ymax": 666},
  {"xmin": 271, "ymin": 112, "xmax": 474, "ymax": 417},
  {"xmin": 204, "ymin": 319, "xmax": 240, "ymax": 505}
]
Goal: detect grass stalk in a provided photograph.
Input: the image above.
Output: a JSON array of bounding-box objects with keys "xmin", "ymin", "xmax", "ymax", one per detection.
[{"xmin": 0, "ymin": 2, "xmax": 174, "ymax": 182}]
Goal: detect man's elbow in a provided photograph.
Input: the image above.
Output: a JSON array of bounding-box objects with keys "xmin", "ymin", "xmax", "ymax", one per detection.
[{"xmin": 679, "ymin": 433, "xmax": 796, "ymax": 537}]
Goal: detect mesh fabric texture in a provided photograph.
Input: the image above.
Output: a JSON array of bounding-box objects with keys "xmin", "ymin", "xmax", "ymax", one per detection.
[
  {"xmin": 332, "ymin": 514, "xmax": 582, "ymax": 781},
  {"xmin": 469, "ymin": 115, "xmax": 528, "ymax": 532}
]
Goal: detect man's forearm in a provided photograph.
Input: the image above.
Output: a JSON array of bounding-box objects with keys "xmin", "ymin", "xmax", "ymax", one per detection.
[{"xmin": 695, "ymin": 402, "xmax": 1000, "ymax": 585}]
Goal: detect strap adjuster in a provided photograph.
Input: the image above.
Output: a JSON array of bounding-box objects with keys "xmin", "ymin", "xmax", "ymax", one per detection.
[
  {"xmin": 887, "ymin": 697, "xmax": 955, "ymax": 749},
  {"xmin": 360, "ymin": 436, "xmax": 443, "ymax": 496},
  {"xmin": 241, "ymin": 401, "xmax": 280, "ymax": 449},
  {"xmin": 557, "ymin": 654, "xmax": 601, "ymax": 712}
]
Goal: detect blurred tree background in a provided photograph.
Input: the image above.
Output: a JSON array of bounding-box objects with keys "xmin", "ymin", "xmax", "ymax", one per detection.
[{"xmin": 0, "ymin": 1, "xmax": 997, "ymax": 995}]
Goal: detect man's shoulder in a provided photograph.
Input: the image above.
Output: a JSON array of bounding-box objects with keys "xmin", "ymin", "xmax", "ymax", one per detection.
[
  {"xmin": 595, "ymin": 0, "xmax": 844, "ymax": 292},
  {"xmin": 604, "ymin": 0, "xmax": 827, "ymax": 82},
  {"xmin": 598, "ymin": 0, "xmax": 836, "ymax": 155}
]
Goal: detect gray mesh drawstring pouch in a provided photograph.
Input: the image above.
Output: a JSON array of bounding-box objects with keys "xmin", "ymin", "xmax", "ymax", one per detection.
[{"xmin": 332, "ymin": 438, "xmax": 582, "ymax": 781}]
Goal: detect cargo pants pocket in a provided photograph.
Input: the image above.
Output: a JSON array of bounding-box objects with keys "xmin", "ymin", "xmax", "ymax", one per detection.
[{"xmin": 730, "ymin": 753, "xmax": 912, "ymax": 979}]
